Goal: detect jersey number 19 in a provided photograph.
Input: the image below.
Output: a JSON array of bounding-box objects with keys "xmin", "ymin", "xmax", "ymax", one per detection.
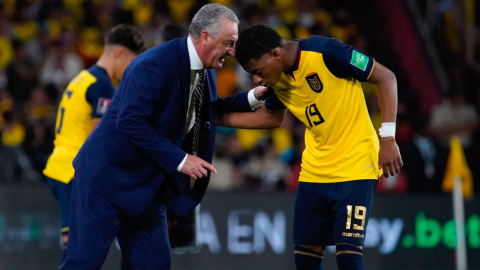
[{"xmin": 305, "ymin": 103, "xmax": 325, "ymax": 127}]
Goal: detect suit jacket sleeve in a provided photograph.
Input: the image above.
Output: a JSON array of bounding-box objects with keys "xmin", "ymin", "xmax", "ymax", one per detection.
[
  {"xmin": 214, "ymin": 91, "xmax": 254, "ymax": 113},
  {"xmin": 115, "ymin": 58, "xmax": 186, "ymax": 174}
]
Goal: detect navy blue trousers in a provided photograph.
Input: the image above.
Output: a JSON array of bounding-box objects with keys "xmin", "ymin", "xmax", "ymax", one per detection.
[{"xmin": 61, "ymin": 177, "xmax": 171, "ymax": 270}]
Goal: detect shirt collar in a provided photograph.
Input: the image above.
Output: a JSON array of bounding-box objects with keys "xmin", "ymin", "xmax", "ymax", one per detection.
[
  {"xmin": 92, "ymin": 64, "xmax": 112, "ymax": 82},
  {"xmin": 285, "ymin": 40, "xmax": 302, "ymax": 75},
  {"xmin": 187, "ymin": 36, "xmax": 204, "ymax": 70}
]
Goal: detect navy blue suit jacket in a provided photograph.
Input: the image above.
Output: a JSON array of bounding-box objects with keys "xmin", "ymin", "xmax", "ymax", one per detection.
[{"xmin": 73, "ymin": 37, "xmax": 252, "ymax": 216}]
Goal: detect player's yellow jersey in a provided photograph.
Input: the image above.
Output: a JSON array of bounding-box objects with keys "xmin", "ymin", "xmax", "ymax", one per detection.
[
  {"xmin": 43, "ymin": 65, "xmax": 115, "ymax": 183},
  {"xmin": 266, "ymin": 36, "xmax": 381, "ymax": 183}
]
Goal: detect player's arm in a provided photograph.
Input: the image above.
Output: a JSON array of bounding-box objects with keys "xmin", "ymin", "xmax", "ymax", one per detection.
[
  {"xmin": 209, "ymin": 69, "xmax": 259, "ymax": 113},
  {"xmin": 216, "ymin": 86, "xmax": 286, "ymax": 129},
  {"xmin": 367, "ymin": 62, "xmax": 403, "ymax": 177},
  {"xmin": 86, "ymin": 80, "xmax": 115, "ymax": 132},
  {"xmin": 216, "ymin": 107, "xmax": 287, "ymax": 129},
  {"xmin": 216, "ymin": 86, "xmax": 287, "ymax": 129},
  {"xmin": 92, "ymin": 119, "xmax": 101, "ymax": 131}
]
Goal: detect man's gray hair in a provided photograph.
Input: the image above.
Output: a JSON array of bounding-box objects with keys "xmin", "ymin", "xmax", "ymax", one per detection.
[{"xmin": 189, "ymin": 4, "xmax": 239, "ymax": 40}]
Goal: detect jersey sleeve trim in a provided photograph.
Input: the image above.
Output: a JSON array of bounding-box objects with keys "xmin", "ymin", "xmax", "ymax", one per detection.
[
  {"xmin": 86, "ymin": 79, "xmax": 115, "ymax": 119},
  {"xmin": 321, "ymin": 38, "xmax": 375, "ymax": 82},
  {"xmin": 264, "ymin": 88, "xmax": 287, "ymax": 110},
  {"xmin": 367, "ymin": 59, "xmax": 375, "ymax": 80}
]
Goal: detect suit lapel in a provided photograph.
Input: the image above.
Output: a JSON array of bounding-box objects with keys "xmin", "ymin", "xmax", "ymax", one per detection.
[{"xmin": 179, "ymin": 37, "xmax": 191, "ymax": 115}]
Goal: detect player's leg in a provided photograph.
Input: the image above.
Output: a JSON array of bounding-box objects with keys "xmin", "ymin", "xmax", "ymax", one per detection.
[
  {"xmin": 293, "ymin": 182, "xmax": 336, "ymax": 270},
  {"xmin": 60, "ymin": 175, "xmax": 121, "ymax": 270},
  {"xmin": 331, "ymin": 179, "xmax": 378, "ymax": 270},
  {"xmin": 47, "ymin": 178, "xmax": 73, "ymax": 265},
  {"xmin": 58, "ymin": 179, "xmax": 73, "ymax": 264},
  {"xmin": 335, "ymin": 243, "xmax": 364, "ymax": 270},
  {"xmin": 117, "ymin": 198, "xmax": 171, "ymax": 270},
  {"xmin": 294, "ymin": 245, "xmax": 325, "ymax": 270}
]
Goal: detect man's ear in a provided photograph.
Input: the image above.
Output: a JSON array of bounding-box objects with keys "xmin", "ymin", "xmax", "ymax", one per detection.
[
  {"xmin": 200, "ymin": 30, "xmax": 209, "ymax": 47},
  {"xmin": 271, "ymin": 49, "xmax": 282, "ymax": 61},
  {"xmin": 114, "ymin": 46, "xmax": 125, "ymax": 58}
]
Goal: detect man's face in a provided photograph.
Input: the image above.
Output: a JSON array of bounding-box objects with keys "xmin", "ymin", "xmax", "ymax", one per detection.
[
  {"xmin": 243, "ymin": 53, "xmax": 284, "ymax": 87},
  {"xmin": 203, "ymin": 18, "xmax": 238, "ymax": 69}
]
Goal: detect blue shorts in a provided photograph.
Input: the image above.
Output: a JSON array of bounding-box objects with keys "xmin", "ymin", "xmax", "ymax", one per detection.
[
  {"xmin": 47, "ymin": 178, "xmax": 73, "ymax": 234},
  {"xmin": 293, "ymin": 180, "xmax": 378, "ymax": 246}
]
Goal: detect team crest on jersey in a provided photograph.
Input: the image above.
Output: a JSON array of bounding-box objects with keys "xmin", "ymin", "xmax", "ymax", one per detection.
[
  {"xmin": 96, "ymin": 97, "xmax": 111, "ymax": 115},
  {"xmin": 305, "ymin": 72, "xmax": 323, "ymax": 93}
]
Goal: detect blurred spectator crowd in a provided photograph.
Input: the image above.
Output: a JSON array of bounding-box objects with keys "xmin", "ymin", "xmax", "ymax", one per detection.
[{"xmin": 0, "ymin": 0, "xmax": 480, "ymax": 195}]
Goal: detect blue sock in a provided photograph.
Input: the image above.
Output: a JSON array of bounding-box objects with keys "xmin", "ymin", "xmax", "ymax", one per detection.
[
  {"xmin": 294, "ymin": 245, "xmax": 323, "ymax": 270},
  {"xmin": 335, "ymin": 244, "xmax": 363, "ymax": 270}
]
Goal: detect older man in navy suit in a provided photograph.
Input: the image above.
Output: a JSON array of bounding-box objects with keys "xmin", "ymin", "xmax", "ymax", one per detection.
[{"xmin": 61, "ymin": 4, "xmax": 285, "ymax": 270}]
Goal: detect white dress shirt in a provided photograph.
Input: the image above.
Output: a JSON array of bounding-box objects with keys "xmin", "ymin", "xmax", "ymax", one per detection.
[{"xmin": 176, "ymin": 36, "xmax": 264, "ymax": 171}]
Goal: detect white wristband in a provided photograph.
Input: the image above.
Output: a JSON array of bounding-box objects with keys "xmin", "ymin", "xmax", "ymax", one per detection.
[
  {"xmin": 247, "ymin": 88, "xmax": 264, "ymax": 110},
  {"xmin": 379, "ymin": 122, "xmax": 396, "ymax": 137}
]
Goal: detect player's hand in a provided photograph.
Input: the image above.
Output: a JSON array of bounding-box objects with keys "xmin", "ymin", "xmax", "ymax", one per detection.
[
  {"xmin": 254, "ymin": 86, "xmax": 268, "ymax": 101},
  {"xmin": 378, "ymin": 137, "xmax": 403, "ymax": 177},
  {"xmin": 181, "ymin": 154, "xmax": 217, "ymax": 180}
]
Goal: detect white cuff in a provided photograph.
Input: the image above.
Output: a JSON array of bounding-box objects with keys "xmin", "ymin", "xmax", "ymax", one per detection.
[
  {"xmin": 248, "ymin": 89, "xmax": 264, "ymax": 110},
  {"xmin": 176, "ymin": 154, "xmax": 188, "ymax": 171},
  {"xmin": 379, "ymin": 122, "xmax": 396, "ymax": 137}
]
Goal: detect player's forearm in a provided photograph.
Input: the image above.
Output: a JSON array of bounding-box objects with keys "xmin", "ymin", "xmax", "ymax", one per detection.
[
  {"xmin": 216, "ymin": 108, "xmax": 287, "ymax": 129},
  {"xmin": 91, "ymin": 119, "xmax": 100, "ymax": 131},
  {"xmin": 368, "ymin": 63, "xmax": 397, "ymax": 122},
  {"xmin": 377, "ymin": 77, "xmax": 397, "ymax": 122}
]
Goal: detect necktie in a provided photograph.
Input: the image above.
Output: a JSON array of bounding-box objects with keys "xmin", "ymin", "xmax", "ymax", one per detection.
[
  {"xmin": 190, "ymin": 69, "xmax": 205, "ymax": 189},
  {"xmin": 192, "ymin": 69, "xmax": 205, "ymax": 155}
]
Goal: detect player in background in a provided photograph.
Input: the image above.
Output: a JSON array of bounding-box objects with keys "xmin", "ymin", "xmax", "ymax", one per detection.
[
  {"xmin": 43, "ymin": 24, "xmax": 146, "ymax": 266},
  {"xmin": 217, "ymin": 24, "xmax": 402, "ymax": 270}
]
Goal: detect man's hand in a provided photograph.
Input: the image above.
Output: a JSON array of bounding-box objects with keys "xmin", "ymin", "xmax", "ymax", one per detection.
[
  {"xmin": 378, "ymin": 137, "xmax": 403, "ymax": 177},
  {"xmin": 181, "ymin": 154, "xmax": 217, "ymax": 180},
  {"xmin": 254, "ymin": 86, "xmax": 268, "ymax": 101}
]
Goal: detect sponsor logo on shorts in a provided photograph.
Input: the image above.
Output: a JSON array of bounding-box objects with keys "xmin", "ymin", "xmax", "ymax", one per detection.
[{"xmin": 342, "ymin": 232, "xmax": 365, "ymax": 238}]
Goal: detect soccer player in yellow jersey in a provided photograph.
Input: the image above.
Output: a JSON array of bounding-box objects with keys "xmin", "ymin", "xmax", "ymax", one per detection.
[
  {"xmin": 43, "ymin": 24, "xmax": 146, "ymax": 265},
  {"xmin": 222, "ymin": 25, "xmax": 403, "ymax": 270}
]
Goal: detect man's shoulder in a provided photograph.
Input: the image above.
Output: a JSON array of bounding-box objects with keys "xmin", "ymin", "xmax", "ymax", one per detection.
[
  {"xmin": 128, "ymin": 38, "xmax": 187, "ymax": 77},
  {"xmin": 139, "ymin": 38, "xmax": 184, "ymax": 62},
  {"xmin": 82, "ymin": 67, "xmax": 114, "ymax": 95},
  {"xmin": 85, "ymin": 66, "xmax": 109, "ymax": 83},
  {"xmin": 301, "ymin": 35, "xmax": 337, "ymax": 54},
  {"xmin": 65, "ymin": 70, "xmax": 97, "ymax": 95}
]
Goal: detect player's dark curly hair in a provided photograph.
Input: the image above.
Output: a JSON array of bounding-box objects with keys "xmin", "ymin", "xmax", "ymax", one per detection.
[
  {"xmin": 105, "ymin": 24, "xmax": 146, "ymax": 54},
  {"xmin": 235, "ymin": 25, "xmax": 283, "ymax": 66}
]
